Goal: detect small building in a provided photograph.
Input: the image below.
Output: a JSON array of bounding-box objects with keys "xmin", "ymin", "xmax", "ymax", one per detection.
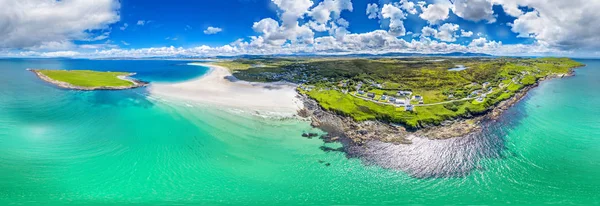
[
  {"xmin": 476, "ymin": 97, "xmax": 484, "ymax": 102},
  {"xmin": 448, "ymin": 94, "xmax": 454, "ymax": 99},
  {"xmin": 389, "ymin": 97, "xmax": 397, "ymax": 102},
  {"xmin": 413, "ymin": 95, "xmax": 423, "ymax": 101},
  {"xmin": 405, "ymin": 104, "xmax": 414, "ymax": 111},
  {"xmin": 471, "ymin": 90, "xmax": 482, "ymax": 95},
  {"xmin": 483, "ymin": 82, "xmax": 491, "ymax": 88},
  {"xmin": 395, "ymin": 99, "xmax": 406, "ymax": 105},
  {"xmin": 358, "ymin": 90, "xmax": 365, "ymax": 95},
  {"xmin": 381, "ymin": 95, "xmax": 387, "ymax": 101},
  {"xmin": 367, "ymin": 93, "xmax": 375, "ymax": 98},
  {"xmin": 397, "ymin": 90, "xmax": 412, "ymax": 96},
  {"xmin": 419, "ymin": 100, "xmax": 424, "ymax": 104}
]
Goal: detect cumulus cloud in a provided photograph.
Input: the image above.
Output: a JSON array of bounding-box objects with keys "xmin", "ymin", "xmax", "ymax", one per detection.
[
  {"xmin": 452, "ymin": 0, "xmax": 496, "ymax": 23},
  {"xmin": 398, "ymin": 0, "xmax": 418, "ymax": 15},
  {"xmin": 497, "ymin": 0, "xmax": 600, "ymax": 50},
  {"xmin": 309, "ymin": 0, "xmax": 353, "ymax": 24},
  {"xmin": 419, "ymin": 3, "xmax": 451, "ymax": 25},
  {"xmin": 435, "ymin": 23, "xmax": 460, "ymax": 42},
  {"xmin": 460, "ymin": 30, "xmax": 474, "ymax": 37},
  {"xmin": 381, "ymin": 4, "xmax": 407, "ymax": 36},
  {"xmin": 469, "ymin": 37, "xmax": 489, "ymax": 47},
  {"xmin": 420, "ymin": 23, "xmax": 462, "ymax": 42},
  {"xmin": 0, "ymin": 0, "xmax": 120, "ymax": 50},
  {"xmin": 204, "ymin": 26, "xmax": 223, "ymax": 34},
  {"xmin": 2, "ymin": 0, "xmax": 599, "ymax": 58},
  {"xmin": 366, "ymin": 3, "xmax": 379, "ymax": 19}
]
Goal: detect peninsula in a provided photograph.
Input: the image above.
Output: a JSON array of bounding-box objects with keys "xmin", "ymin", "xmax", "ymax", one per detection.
[
  {"xmin": 29, "ymin": 69, "xmax": 148, "ymax": 90},
  {"xmin": 212, "ymin": 57, "xmax": 584, "ymax": 143}
]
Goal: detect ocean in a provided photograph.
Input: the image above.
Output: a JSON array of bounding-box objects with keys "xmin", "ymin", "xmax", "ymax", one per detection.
[{"xmin": 0, "ymin": 58, "xmax": 598, "ymax": 205}]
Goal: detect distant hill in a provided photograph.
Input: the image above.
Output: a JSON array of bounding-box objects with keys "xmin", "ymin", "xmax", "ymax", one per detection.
[{"xmin": 214, "ymin": 52, "xmax": 493, "ymax": 59}]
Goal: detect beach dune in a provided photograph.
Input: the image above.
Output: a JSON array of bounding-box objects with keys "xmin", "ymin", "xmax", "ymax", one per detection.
[{"xmin": 149, "ymin": 63, "xmax": 303, "ymax": 117}]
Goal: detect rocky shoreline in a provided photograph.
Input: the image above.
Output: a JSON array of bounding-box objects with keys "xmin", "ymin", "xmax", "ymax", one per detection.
[
  {"xmin": 299, "ymin": 68, "xmax": 579, "ymax": 146},
  {"xmin": 297, "ymin": 69, "xmax": 579, "ymax": 177},
  {"xmin": 28, "ymin": 69, "xmax": 148, "ymax": 91}
]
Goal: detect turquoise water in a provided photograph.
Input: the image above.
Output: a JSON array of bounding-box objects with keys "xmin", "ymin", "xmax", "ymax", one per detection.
[{"xmin": 0, "ymin": 58, "xmax": 599, "ymax": 205}]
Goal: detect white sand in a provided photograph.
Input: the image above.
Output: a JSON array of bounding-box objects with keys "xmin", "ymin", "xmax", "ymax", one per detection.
[{"xmin": 149, "ymin": 63, "xmax": 304, "ymax": 117}]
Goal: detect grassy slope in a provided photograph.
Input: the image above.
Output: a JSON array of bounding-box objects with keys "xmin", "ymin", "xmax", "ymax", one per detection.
[
  {"xmin": 217, "ymin": 57, "xmax": 583, "ymax": 128},
  {"xmin": 37, "ymin": 70, "xmax": 134, "ymax": 87},
  {"xmin": 304, "ymin": 58, "xmax": 582, "ymax": 128}
]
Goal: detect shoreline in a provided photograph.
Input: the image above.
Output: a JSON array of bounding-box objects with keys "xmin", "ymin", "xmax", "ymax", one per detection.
[
  {"xmin": 148, "ymin": 63, "xmax": 304, "ymax": 118},
  {"xmin": 28, "ymin": 69, "xmax": 148, "ymax": 91},
  {"xmin": 299, "ymin": 65, "xmax": 585, "ymax": 145},
  {"xmin": 297, "ymin": 67, "xmax": 582, "ymax": 177},
  {"xmin": 302, "ymin": 68, "xmax": 580, "ymax": 144}
]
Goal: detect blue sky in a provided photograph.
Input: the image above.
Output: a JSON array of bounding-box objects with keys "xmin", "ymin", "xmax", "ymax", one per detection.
[
  {"xmin": 0, "ymin": 0, "xmax": 598, "ymax": 57},
  {"xmin": 108, "ymin": 0, "xmax": 525, "ymax": 48}
]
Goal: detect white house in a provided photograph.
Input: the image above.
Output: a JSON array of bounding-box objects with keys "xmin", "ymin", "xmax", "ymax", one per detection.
[{"xmin": 395, "ymin": 99, "xmax": 406, "ymax": 105}]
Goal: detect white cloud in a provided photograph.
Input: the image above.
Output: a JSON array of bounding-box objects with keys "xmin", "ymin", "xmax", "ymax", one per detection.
[
  {"xmin": 469, "ymin": 37, "xmax": 489, "ymax": 47},
  {"xmin": 419, "ymin": 3, "xmax": 451, "ymax": 25},
  {"xmin": 0, "ymin": 0, "xmax": 120, "ymax": 50},
  {"xmin": 381, "ymin": 4, "xmax": 407, "ymax": 37},
  {"xmin": 420, "ymin": 23, "xmax": 461, "ymax": 42},
  {"xmin": 3, "ymin": 0, "xmax": 600, "ymax": 58},
  {"xmin": 204, "ymin": 26, "xmax": 223, "ymax": 35},
  {"xmin": 435, "ymin": 23, "xmax": 460, "ymax": 42},
  {"xmin": 497, "ymin": 0, "xmax": 600, "ymax": 50},
  {"xmin": 460, "ymin": 29, "xmax": 474, "ymax": 37},
  {"xmin": 40, "ymin": 51, "xmax": 82, "ymax": 57},
  {"xmin": 398, "ymin": 0, "xmax": 418, "ymax": 15},
  {"xmin": 308, "ymin": 0, "xmax": 353, "ymax": 24},
  {"xmin": 452, "ymin": 0, "xmax": 496, "ymax": 23},
  {"xmin": 366, "ymin": 3, "xmax": 379, "ymax": 19},
  {"xmin": 252, "ymin": 18, "xmax": 288, "ymax": 46},
  {"xmin": 421, "ymin": 26, "xmax": 437, "ymax": 37}
]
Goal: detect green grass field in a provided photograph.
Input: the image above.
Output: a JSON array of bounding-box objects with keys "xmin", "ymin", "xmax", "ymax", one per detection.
[
  {"xmin": 211, "ymin": 57, "xmax": 582, "ymax": 128},
  {"xmin": 36, "ymin": 70, "xmax": 134, "ymax": 88}
]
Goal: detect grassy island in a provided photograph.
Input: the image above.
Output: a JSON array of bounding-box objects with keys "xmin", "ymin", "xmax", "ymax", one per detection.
[
  {"xmin": 214, "ymin": 57, "xmax": 583, "ymax": 129},
  {"xmin": 30, "ymin": 69, "xmax": 147, "ymax": 90}
]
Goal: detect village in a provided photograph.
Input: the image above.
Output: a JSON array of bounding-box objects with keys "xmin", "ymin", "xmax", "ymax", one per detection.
[
  {"xmin": 228, "ymin": 57, "xmax": 581, "ymax": 128},
  {"xmin": 298, "ymin": 75, "xmax": 516, "ymax": 112}
]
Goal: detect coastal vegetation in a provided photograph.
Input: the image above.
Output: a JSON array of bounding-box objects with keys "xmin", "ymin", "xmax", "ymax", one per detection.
[
  {"xmin": 216, "ymin": 57, "xmax": 583, "ymax": 128},
  {"xmin": 31, "ymin": 69, "xmax": 146, "ymax": 90}
]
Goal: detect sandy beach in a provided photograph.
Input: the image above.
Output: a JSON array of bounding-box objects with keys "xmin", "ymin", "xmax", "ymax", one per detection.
[{"xmin": 149, "ymin": 63, "xmax": 304, "ymax": 117}]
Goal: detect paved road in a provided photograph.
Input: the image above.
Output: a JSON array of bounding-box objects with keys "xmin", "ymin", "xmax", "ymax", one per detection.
[{"xmin": 351, "ymin": 92, "xmax": 475, "ymax": 107}]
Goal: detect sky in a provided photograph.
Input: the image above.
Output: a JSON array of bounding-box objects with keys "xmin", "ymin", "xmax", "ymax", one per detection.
[{"xmin": 0, "ymin": 0, "xmax": 599, "ymax": 58}]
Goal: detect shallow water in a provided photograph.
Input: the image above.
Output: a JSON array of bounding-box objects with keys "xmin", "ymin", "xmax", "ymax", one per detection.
[
  {"xmin": 0, "ymin": 58, "xmax": 599, "ymax": 205},
  {"xmin": 448, "ymin": 64, "xmax": 468, "ymax": 71}
]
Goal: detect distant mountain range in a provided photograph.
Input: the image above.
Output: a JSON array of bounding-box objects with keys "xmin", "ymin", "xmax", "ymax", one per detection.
[
  {"xmin": 91, "ymin": 52, "xmax": 493, "ymax": 60},
  {"xmin": 213, "ymin": 52, "xmax": 493, "ymax": 59}
]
